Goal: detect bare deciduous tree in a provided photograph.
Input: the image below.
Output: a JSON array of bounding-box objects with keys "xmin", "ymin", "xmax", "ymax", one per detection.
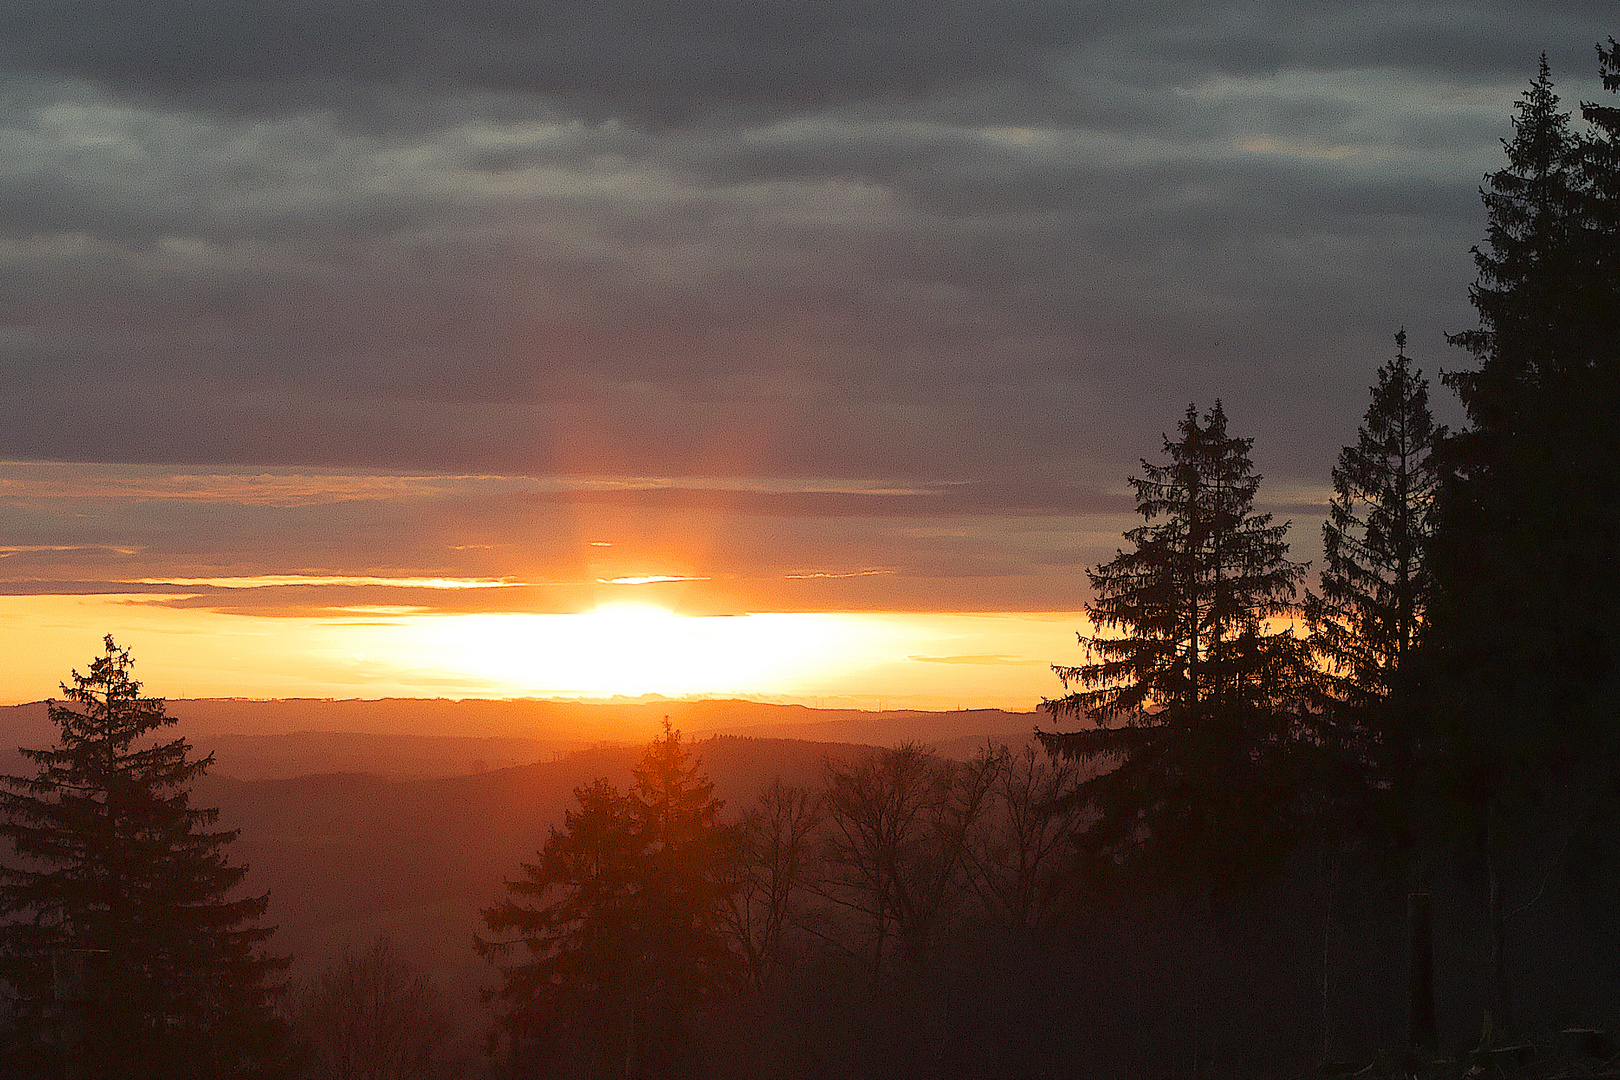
[
  {"xmin": 722, "ymin": 779, "xmax": 822, "ymax": 993},
  {"xmin": 964, "ymin": 742, "xmax": 1087, "ymax": 930},
  {"xmin": 293, "ymin": 937, "xmax": 455, "ymax": 1080},
  {"xmin": 816, "ymin": 744, "xmax": 997, "ymax": 975}
]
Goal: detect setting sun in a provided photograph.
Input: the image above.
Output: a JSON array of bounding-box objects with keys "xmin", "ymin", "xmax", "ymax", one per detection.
[
  {"xmin": 0, "ymin": 593, "xmax": 1080, "ymax": 708},
  {"xmin": 398, "ymin": 604, "xmax": 889, "ymax": 699}
]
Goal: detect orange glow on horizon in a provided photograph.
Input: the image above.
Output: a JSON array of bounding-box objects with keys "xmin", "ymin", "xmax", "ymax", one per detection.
[{"xmin": 0, "ymin": 594, "xmax": 1089, "ymax": 711}]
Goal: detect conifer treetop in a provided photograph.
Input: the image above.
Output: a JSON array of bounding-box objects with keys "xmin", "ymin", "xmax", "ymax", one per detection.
[
  {"xmin": 1045, "ymin": 400, "xmax": 1307, "ymax": 730},
  {"xmin": 1306, "ymin": 330, "xmax": 1442, "ymax": 715}
]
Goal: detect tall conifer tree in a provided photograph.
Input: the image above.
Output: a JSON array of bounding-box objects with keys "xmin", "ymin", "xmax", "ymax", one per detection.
[
  {"xmin": 1305, "ymin": 333, "xmax": 1445, "ymax": 1051},
  {"xmin": 629, "ymin": 720, "xmax": 740, "ymax": 1026},
  {"xmin": 478, "ymin": 722, "xmax": 737, "ymax": 1075},
  {"xmin": 1437, "ymin": 66, "xmax": 1620, "ymax": 770},
  {"xmin": 1304, "ymin": 330, "xmax": 1442, "ymax": 785},
  {"xmin": 1433, "ymin": 54, "xmax": 1620, "ymax": 1036},
  {"xmin": 1448, "ymin": 57, "xmax": 1586, "ymax": 394},
  {"xmin": 1038, "ymin": 402, "xmax": 1308, "ymax": 890},
  {"xmin": 0, "ymin": 636, "xmax": 285, "ymax": 1079},
  {"xmin": 478, "ymin": 776, "xmax": 644, "ymax": 1071},
  {"xmin": 1581, "ymin": 39, "xmax": 1620, "ymax": 307}
]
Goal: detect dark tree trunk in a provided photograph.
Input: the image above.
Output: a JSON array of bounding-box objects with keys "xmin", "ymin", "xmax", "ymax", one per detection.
[
  {"xmin": 1486, "ymin": 811, "xmax": 1510, "ymax": 1041},
  {"xmin": 1407, "ymin": 890, "xmax": 1436, "ymax": 1054}
]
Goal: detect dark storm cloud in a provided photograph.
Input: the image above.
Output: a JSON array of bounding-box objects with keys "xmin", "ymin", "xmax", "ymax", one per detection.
[
  {"xmin": 0, "ymin": 0, "xmax": 1074, "ymax": 113},
  {"xmin": 0, "ymin": 1, "xmax": 1157, "ymax": 126}
]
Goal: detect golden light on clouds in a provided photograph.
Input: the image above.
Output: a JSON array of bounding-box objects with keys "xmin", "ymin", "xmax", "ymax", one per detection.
[{"xmin": 136, "ymin": 575, "xmax": 519, "ymax": 590}]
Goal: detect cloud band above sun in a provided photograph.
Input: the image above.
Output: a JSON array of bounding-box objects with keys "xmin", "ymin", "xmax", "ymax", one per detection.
[{"xmin": 0, "ymin": 460, "xmax": 1243, "ymax": 622}]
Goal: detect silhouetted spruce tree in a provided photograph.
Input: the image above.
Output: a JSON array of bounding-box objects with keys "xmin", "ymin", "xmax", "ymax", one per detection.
[
  {"xmin": 1448, "ymin": 57, "xmax": 1589, "ymax": 394},
  {"xmin": 1304, "ymin": 331, "xmax": 1445, "ymax": 1055},
  {"xmin": 1432, "ymin": 54, "xmax": 1620, "ymax": 1036},
  {"xmin": 628, "ymin": 720, "xmax": 741, "ymax": 1044},
  {"xmin": 1581, "ymin": 39, "xmax": 1620, "ymax": 296},
  {"xmin": 478, "ymin": 776, "xmax": 641, "ymax": 1072},
  {"xmin": 478, "ymin": 722, "xmax": 737, "ymax": 1077},
  {"xmin": 0, "ymin": 636, "xmax": 285, "ymax": 1080},
  {"xmin": 1303, "ymin": 329, "xmax": 1443, "ymax": 821},
  {"xmin": 1572, "ymin": 34, "xmax": 1620, "ymax": 859},
  {"xmin": 1038, "ymin": 402, "xmax": 1309, "ymax": 893}
]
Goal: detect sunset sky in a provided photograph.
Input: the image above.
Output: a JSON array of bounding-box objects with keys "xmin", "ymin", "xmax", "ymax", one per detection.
[{"xmin": 0, "ymin": 1, "xmax": 1612, "ymax": 706}]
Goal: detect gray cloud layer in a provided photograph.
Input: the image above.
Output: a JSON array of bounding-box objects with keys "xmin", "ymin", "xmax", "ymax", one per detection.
[
  {"xmin": 0, "ymin": 1, "xmax": 1604, "ymax": 122},
  {"xmin": 0, "ymin": 0, "xmax": 1614, "ymax": 608}
]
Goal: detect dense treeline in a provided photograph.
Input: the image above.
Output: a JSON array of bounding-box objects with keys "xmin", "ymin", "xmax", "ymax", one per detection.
[{"xmin": 3, "ymin": 45, "xmax": 1620, "ymax": 1080}]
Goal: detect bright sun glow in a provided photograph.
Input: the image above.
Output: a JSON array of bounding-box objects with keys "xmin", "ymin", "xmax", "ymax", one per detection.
[
  {"xmin": 400, "ymin": 604, "xmax": 889, "ymax": 698},
  {"xmin": 0, "ymin": 594, "xmax": 1083, "ymax": 709}
]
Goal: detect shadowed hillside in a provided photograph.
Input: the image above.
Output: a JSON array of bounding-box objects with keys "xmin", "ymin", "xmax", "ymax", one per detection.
[
  {"xmin": 195, "ymin": 738, "xmax": 867, "ymax": 989},
  {"xmin": 0, "ymin": 697, "xmax": 1052, "ymax": 1015}
]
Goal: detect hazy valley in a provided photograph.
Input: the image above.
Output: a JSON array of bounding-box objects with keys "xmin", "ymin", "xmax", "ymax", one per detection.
[{"xmin": 0, "ymin": 697, "xmax": 1042, "ymax": 1020}]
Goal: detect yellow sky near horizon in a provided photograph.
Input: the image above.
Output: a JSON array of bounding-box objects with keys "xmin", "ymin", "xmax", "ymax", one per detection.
[{"xmin": 0, "ymin": 593, "xmax": 1092, "ymax": 711}]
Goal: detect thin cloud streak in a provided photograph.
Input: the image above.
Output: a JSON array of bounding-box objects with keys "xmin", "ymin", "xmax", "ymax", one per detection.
[{"xmin": 136, "ymin": 575, "xmax": 520, "ymax": 590}]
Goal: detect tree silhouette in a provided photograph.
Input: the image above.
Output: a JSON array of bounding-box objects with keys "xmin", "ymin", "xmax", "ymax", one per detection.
[
  {"xmin": 1038, "ymin": 402, "xmax": 1309, "ymax": 891},
  {"xmin": 1438, "ymin": 58, "xmax": 1607, "ymax": 714},
  {"xmin": 1431, "ymin": 54, "xmax": 1620, "ymax": 1037},
  {"xmin": 478, "ymin": 776, "xmax": 641, "ymax": 1073},
  {"xmin": 291, "ymin": 936, "xmax": 455, "ymax": 1080},
  {"xmin": 1304, "ymin": 330, "xmax": 1443, "ymax": 820},
  {"xmin": 477, "ymin": 722, "xmax": 737, "ymax": 1077},
  {"xmin": 1581, "ymin": 38, "xmax": 1620, "ymax": 291},
  {"xmin": 722, "ymin": 779, "xmax": 821, "ymax": 993},
  {"xmin": 1448, "ymin": 57, "xmax": 1588, "ymax": 396},
  {"xmin": 1307, "ymin": 331, "xmax": 1442, "ymax": 724},
  {"xmin": 1304, "ymin": 332, "xmax": 1445, "ymax": 1053},
  {"xmin": 628, "ymin": 720, "xmax": 740, "ymax": 1053},
  {"xmin": 0, "ymin": 636, "xmax": 285, "ymax": 1079},
  {"xmin": 817, "ymin": 744, "xmax": 996, "ymax": 975},
  {"xmin": 962, "ymin": 742, "xmax": 1087, "ymax": 930}
]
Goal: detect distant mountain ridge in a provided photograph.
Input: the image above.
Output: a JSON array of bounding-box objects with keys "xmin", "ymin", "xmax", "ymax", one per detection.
[{"xmin": 0, "ymin": 698, "xmax": 1053, "ymax": 780}]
